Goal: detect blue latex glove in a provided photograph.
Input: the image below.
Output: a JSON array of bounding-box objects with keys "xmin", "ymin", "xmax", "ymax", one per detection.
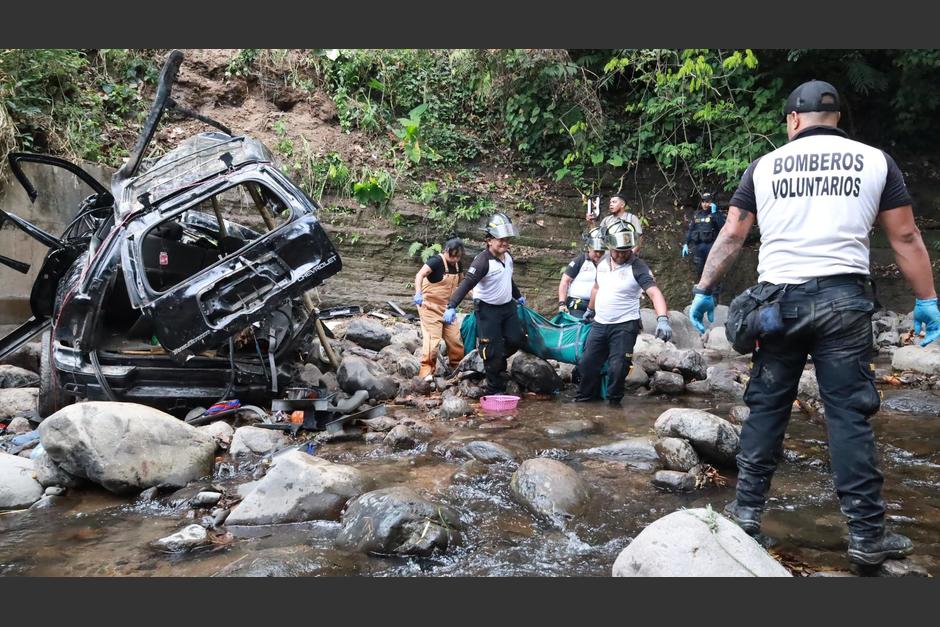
[
  {"xmin": 681, "ymin": 244, "xmax": 690, "ymax": 258},
  {"xmin": 443, "ymin": 308, "xmax": 457, "ymax": 325},
  {"xmin": 582, "ymin": 307, "xmax": 595, "ymax": 322},
  {"xmin": 913, "ymin": 297, "xmax": 940, "ymax": 346},
  {"xmin": 413, "ymin": 293, "xmax": 423, "ymax": 306},
  {"xmin": 655, "ymin": 315, "xmax": 673, "ymax": 342},
  {"xmin": 517, "ymin": 295, "xmax": 527, "ymax": 307},
  {"xmin": 690, "ymin": 291, "xmax": 716, "ymax": 333},
  {"xmin": 710, "ymin": 203, "xmax": 717, "ymax": 213}
]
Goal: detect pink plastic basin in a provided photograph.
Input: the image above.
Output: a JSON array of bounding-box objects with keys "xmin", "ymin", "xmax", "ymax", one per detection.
[{"xmin": 480, "ymin": 395, "xmax": 520, "ymax": 411}]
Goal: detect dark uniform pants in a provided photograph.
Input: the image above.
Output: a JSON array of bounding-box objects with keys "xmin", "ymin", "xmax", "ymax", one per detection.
[
  {"xmin": 575, "ymin": 319, "xmax": 641, "ymax": 404},
  {"xmin": 736, "ymin": 274, "xmax": 885, "ymax": 538},
  {"xmin": 476, "ymin": 300, "xmax": 526, "ymax": 394}
]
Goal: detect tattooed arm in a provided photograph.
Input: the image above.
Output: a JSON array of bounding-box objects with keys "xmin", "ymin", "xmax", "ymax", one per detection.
[{"xmin": 696, "ymin": 206, "xmax": 755, "ymax": 291}]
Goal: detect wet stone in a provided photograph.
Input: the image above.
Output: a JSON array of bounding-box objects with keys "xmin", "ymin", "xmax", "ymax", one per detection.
[
  {"xmin": 151, "ymin": 524, "xmax": 209, "ymax": 553},
  {"xmin": 651, "ymin": 371, "xmax": 685, "ymax": 395},
  {"xmin": 651, "ymin": 470, "xmax": 696, "ymax": 492},
  {"xmin": 881, "ymin": 391, "xmax": 940, "ymax": 416},
  {"xmin": 461, "ymin": 440, "xmax": 516, "ymax": 464},
  {"xmin": 544, "ymin": 419, "xmax": 596, "ymax": 437},
  {"xmin": 654, "ymin": 437, "xmax": 700, "ymax": 472}
]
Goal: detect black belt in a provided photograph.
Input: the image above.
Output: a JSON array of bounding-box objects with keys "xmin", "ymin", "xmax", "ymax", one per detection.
[{"xmin": 789, "ymin": 274, "xmax": 869, "ymax": 290}]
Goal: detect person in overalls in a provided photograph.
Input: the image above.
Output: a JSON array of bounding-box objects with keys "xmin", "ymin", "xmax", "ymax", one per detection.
[
  {"xmin": 682, "ymin": 192, "xmax": 725, "ymax": 284},
  {"xmin": 443, "ymin": 212, "xmax": 527, "ymax": 395},
  {"xmin": 558, "ymin": 227, "xmax": 606, "ymax": 318},
  {"xmin": 413, "ymin": 237, "xmax": 466, "ymax": 380}
]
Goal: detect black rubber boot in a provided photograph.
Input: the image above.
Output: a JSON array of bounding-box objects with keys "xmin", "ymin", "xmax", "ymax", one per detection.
[
  {"xmin": 723, "ymin": 500, "xmax": 762, "ymax": 536},
  {"xmin": 847, "ymin": 531, "xmax": 913, "ymax": 566}
]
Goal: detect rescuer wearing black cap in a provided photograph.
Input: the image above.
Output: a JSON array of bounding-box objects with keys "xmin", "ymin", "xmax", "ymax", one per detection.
[
  {"xmin": 682, "ymin": 191, "xmax": 726, "ymax": 286},
  {"xmin": 689, "ymin": 79, "xmax": 940, "ymax": 566}
]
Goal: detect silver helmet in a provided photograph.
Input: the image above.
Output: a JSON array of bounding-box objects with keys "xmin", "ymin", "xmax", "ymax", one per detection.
[
  {"xmin": 606, "ymin": 219, "xmax": 637, "ymax": 251},
  {"xmin": 482, "ymin": 212, "xmax": 518, "ymax": 239},
  {"xmin": 586, "ymin": 227, "xmax": 606, "ymax": 252}
]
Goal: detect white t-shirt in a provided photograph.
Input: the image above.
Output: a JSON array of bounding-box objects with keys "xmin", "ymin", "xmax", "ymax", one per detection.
[
  {"xmin": 730, "ymin": 126, "xmax": 912, "ymax": 285},
  {"xmin": 594, "ymin": 253, "xmax": 656, "ymax": 325},
  {"xmin": 599, "ymin": 211, "xmax": 643, "ymax": 235},
  {"xmin": 564, "ymin": 253, "xmax": 598, "ymax": 300}
]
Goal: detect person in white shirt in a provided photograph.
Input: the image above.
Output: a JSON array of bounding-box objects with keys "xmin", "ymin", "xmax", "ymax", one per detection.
[
  {"xmin": 575, "ymin": 219, "xmax": 672, "ymax": 406},
  {"xmin": 558, "ymin": 227, "xmax": 606, "ymax": 318},
  {"xmin": 587, "ymin": 191, "xmax": 644, "ymax": 254}
]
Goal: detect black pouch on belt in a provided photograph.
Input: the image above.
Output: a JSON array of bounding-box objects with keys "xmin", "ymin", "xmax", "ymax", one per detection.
[{"xmin": 726, "ymin": 283, "xmax": 786, "ymax": 354}]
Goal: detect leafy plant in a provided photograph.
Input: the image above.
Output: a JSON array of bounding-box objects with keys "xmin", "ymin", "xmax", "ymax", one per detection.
[
  {"xmin": 352, "ymin": 168, "xmax": 394, "ymax": 207},
  {"xmin": 408, "ymin": 241, "xmax": 442, "ymax": 262}
]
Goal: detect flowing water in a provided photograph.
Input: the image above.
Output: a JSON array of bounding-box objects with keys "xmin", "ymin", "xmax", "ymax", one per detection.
[{"xmin": 2, "ymin": 388, "xmax": 939, "ymax": 577}]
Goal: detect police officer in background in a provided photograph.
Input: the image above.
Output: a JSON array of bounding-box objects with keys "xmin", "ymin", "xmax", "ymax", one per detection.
[
  {"xmin": 575, "ymin": 220, "xmax": 672, "ymax": 406},
  {"xmin": 444, "ymin": 212, "xmax": 527, "ymax": 395},
  {"xmin": 690, "ymin": 80, "xmax": 940, "ymax": 566},
  {"xmin": 558, "ymin": 228, "xmax": 606, "ymax": 318},
  {"xmin": 682, "ymin": 192, "xmax": 725, "ymax": 284}
]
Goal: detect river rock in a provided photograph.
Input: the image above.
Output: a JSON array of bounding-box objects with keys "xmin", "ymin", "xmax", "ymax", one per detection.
[
  {"xmin": 876, "ymin": 330, "xmax": 900, "ymax": 348},
  {"xmin": 510, "ymin": 458, "xmax": 590, "ymax": 525},
  {"xmin": 337, "ymin": 356, "xmax": 399, "ymax": 400},
  {"xmin": 729, "ymin": 406, "xmax": 751, "ymax": 424},
  {"xmin": 556, "ymin": 363, "xmax": 576, "ymax": 383},
  {"xmin": 229, "ymin": 426, "xmax": 289, "ymax": 457},
  {"xmin": 651, "ymin": 371, "xmax": 685, "ymax": 395},
  {"xmin": 632, "ymin": 334, "xmax": 670, "ymax": 375},
  {"xmin": 359, "ymin": 416, "xmax": 399, "ymax": 432},
  {"xmin": 685, "ymin": 380, "xmax": 711, "ymax": 395},
  {"xmin": 892, "ymin": 344, "xmax": 940, "ymax": 375},
  {"xmin": 457, "ymin": 350, "xmax": 485, "ymax": 376},
  {"xmin": 390, "ymin": 330, "xmax": 421, "ymax": 353},
  {"xmin": 544, "ymin": 419, "xmax": 597, "ymax": 437},
  {"xmin": 0, "ymin": 365, "xmax": 39, "ymax": 389},
  {"xmin": 38, "ymin": 402, "xmax": 216, "ymax": 494},
  {"xmin": 344, "ymin": 319, "xmax": 392, "ymax": 351},
  {"xmin": 654, "ymin": 408, "xmax": 739, "ymax": 467},
  {"xmin": 458, "ymin": 378, "xmax": 485, "ymax": 399},
  {"xmin": 612, "ymin": 508, "xmax": 791, "ymax": 577},
  {"xmin": 377, "ymin": 344, "xmax": 421, "ymax": 378},
  {"xmin": 579, "ymin": 437, "xmax": 659, "ymax": 466},
  {"xmin": 0, "ymin": 452, "xmax": 43, "ymax": 509},
  {"xmin": 227, "ymin": 450, "xmax": 367, "ymax": 525},
  {"xmin": 461, "ymin": 440, "xmax": 516, "ymax": 464},
  {"xmin": 6, "ymin": 416, "xmax": 32, "ymax": 434},
  {"xmin": 152, "ymin": 524, "xmax": 209, "ymax": 553},
  {"xmin": 705, "ymin": 366, "xmax": 745, "ymax": 399},
  {"xmin": 655, "ymin": 437, "xmax": 700, "ymax": 472},
  {"xmin": 703, "ymin": 325, "xmax": 734, "ymax": 353},
  {"xmin": 0, "ymin": 342, "xmax": 40, "ymax": 372},
  {"xmin": 508, "ymin": 351, "xmax": 562, "ymax": 394},
  {"xmin": 0, "ymin": 388, "xmax": 38, "ymax": 420},
  {"xmin": 651, "ymin": 470, "xmax": 696, "ymax": 492},
  {"xmin": 198, "ymin": 421, "xmax": 234, "ymax": 448},
  {"xmin": 384, "ymin": 424, "xmax": 417, "ymax": 449},
  {"xmin": 33, "ymin": 447, "xmax": 84, "ymax": 488},
  {"xmin": 441, "ymin": 396, "xmax": 471, "ymax": 419},
  {"xmin": 881, "ymin": 391, "xmax": 940, "ymax": 416},
  {"xmin": 337, "ymin": 487, "xmax": 461, "ymax": 556},
  {"xmin": 193, "ymin": 491, "xmax": 222, "ymax": 507},
  {"xmin": 798, "ymin": 369, "xmax": 821, "ymax": 401},
  {"xmin": 658, "ymin": 348, "xmax": 707, "ymax": 381}
]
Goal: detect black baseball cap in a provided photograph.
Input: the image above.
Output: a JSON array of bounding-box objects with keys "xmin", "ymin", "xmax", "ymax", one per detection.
[{"xmin": 784, "ymin": 80, "xmax": 841, "ymax": 115}]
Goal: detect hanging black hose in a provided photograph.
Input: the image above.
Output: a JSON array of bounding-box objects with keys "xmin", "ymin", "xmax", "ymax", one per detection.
[{"xmin": 89, "ymin": 350, "xmax": 118, "ymax": 401}]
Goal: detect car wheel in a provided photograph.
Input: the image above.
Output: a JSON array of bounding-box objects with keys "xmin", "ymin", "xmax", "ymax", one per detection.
[{"xmin": 39, "ymin": 330, "xmax": 69, "ymax": 417}]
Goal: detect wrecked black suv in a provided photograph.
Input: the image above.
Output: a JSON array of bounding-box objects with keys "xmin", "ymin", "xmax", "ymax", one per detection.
[{"xmin": 0, "ymin": 50, "xmax": 342, "ymax": 417}]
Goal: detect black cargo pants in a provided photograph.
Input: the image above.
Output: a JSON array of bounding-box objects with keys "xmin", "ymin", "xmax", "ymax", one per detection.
[
  {"xmin": 476, "ymin": 300, "xmax": 526, "ymax": 394},
  {"xmin": 735, "ymin": 274, "xmax": 885, "ymax": 538},
  {"xmin": 575, "ymin": 319, "xmax": 641, "ymax": 404}
]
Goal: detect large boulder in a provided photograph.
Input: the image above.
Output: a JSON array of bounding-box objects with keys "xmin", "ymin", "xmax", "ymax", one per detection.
[
  {"xmin": 461, "ymin": 440, "xmax": 516, "ymax": 464},
  {"xmin": 227, "ymin": 450, "xmax": 367, "ymax": 525},
  {"xmin": 657, "ymin": 348, "xmax": 708, "ymax": 381},
  {"xmin": 508, "ymin": 351, "xmax": 562, "ymax": 394},
  {"xmin": 642, "ymin": 309, "xmax": 703, "ymax": 350},
  {"xmin": 0, "ymin": 388, "xmax": 38, "ymax": 420},
  {"xmin": 33, "ymin": 447, "xmax": 84, "ymax": 488},
  {"xmin": 892, "ymin": 344, "xmax": 940, "ymax": 375},
  {"xmin": 654, "ymin": 408, "xmax": 740, "ymax": 467},
  {"xmin": 612, "ymin": 508, "xmax": 791, "ymax": 577},
  {"xmin": 0, "ymin": 452, "xmax": 43, "ymax": 509},
  {"xmin": 510, "ymin": 458, "xmax": 590, "ymax": 525},
  {"xmin": 0, "ymin": 365, "xmax": 39, "ymax": 389},
  {"xmin": 38, "ymin": 402, "xmax": 216, "ymax": 494},
  {"xmin": 229, "ymin": 426, "xmax": 289, "ymax": 457},
  {"xmin": 337, "ymin": 356, "xmax": 399, "ymax": 400},
  {"xmin": 390, "ymin": 330, "xmax": 421, "ymax": 354},
  {"xmin": 650, "ymin": 371, "xmax": 685, "ymax": 395},
  {"xmin": 344, "ymin": 318, "xmax": 392, "ymax": 351},
  {"xmin": 655, "ymin": 437, "xmax": 700, "ymax": 472},
  {"xmin": 705, "ymin": 366, "xmax": 746, "ymax": 399},
  {"xmin": 377, "ymin": 344, "xmax": 421, "ymax": 379},
  {"xmin": 336, "ymin": 487, "xmax": 461, "ymax": 556}
]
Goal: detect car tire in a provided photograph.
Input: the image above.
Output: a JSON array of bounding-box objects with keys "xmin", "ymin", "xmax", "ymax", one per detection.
[{"xmin": 39, "ymin": 329, "xmax": 69, "ymax": 418}]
